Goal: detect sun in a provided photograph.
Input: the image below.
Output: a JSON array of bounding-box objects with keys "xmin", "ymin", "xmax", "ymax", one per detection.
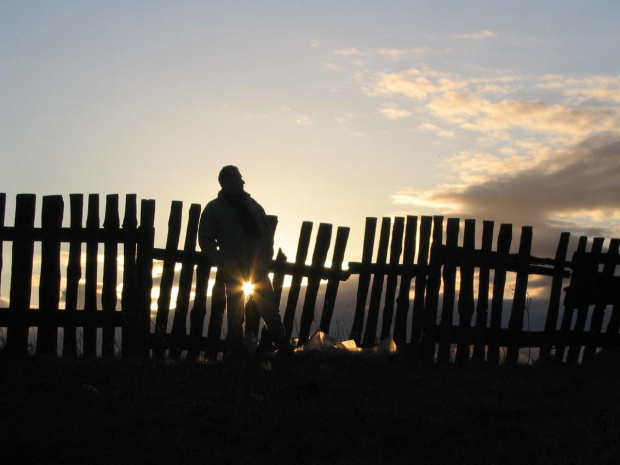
[{"xmin": 243, "ymin": 282, "xmax": 254, "ymax": 296}]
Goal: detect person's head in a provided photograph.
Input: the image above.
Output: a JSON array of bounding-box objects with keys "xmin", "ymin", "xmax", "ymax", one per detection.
[{"xmin": 218, "ymin": 165, "xmax": 245, "ymax": 194}]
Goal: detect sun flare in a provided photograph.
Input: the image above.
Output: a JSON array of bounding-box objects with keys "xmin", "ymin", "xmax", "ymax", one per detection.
[{"xmin": 243, "ymin": 282, "xmax": 254, "ymax": 296}]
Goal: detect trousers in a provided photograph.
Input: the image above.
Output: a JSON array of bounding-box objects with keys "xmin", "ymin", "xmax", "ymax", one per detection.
[{"xmin": 223, "ymin": 271, "xmax": 287, "ymax": 355}]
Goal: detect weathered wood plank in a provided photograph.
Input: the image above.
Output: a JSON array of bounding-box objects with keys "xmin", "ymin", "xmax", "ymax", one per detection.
[
  {"xmin": 283, "ymin": 221, "xmax": 313, "ymax": 340},
  {"xmin": 350, "ymin": 217, "xmax": 377, "ymax": 344},
  {"xmin": 567, "ymin": 238, "xmax": 604, "ymax": 364},
  {"xmin": 380, "ymin": 217, "xmax": 405, "ymax": 341},
  {"xmin": 540, "ymin": 232, "xmax": 570, "ymax": 357},
  {"xmin": 6, "ymin": 194, "xmax": 36, "ymax": 355},
  {"xmin": 0, "ymin": 193, "xmax": 5, "ymax": 299},
  {"xmin": 393, "ymin": 216, "xmax": 418, "ymax": 350},
  {"xmin": 152, "ymin": 201, "xmax": 183, "ymax": 359},
  {"xmin": 410, "ymin": 216, "xmax": 432, "ymax": 345},
  {"xmin": 421, "ymin": 216, "xmax": 444, "ymax": 363},
  {"xmin": 319, "ymin": 226, "xmax": 350, "ymax": 334},
  {"xmin": 556, "ymin": 236, "xmax": 587, "ymax": 362},
  {"xmin": 37, "ymin": 195, "xmax": 64, "ymax": 356},
  {"xmin": 456, "ymin": 219, "xmax": 476, "ymax": 364},
  {"xmin": 101, "ymin": 194, "xmax": 119, "ymax": 357},
  {"xmin": 437, "ymin": 218, "xmax": 459, "ymax": 364},
  {"xmin": 472, "ymin": 221, "xmax": 494, "ymax": 362},
  {"xmin": 583, "ymin": 238, "xmax": 619, "ymax": 361},
  {"xmin": 171, "ymin": 203, "xmax": 201, "ymax": 355},
  {"xmin": 488, "ymin": 223, "xmax": 512, "ymax": 365},
  {"xmin": 135, "ymin": 199, "xmax": 156, "ymax": 359},
  {"xmin": 120, "ymin": 194, "xmax": 138, "ymax": 358},
  {"xmin": 83, "ymin": 194, "xmax": 100, "ymax": 358},
  {"xmin": 188, "ymin": 261, "xmax": 209, "ymax": 359},
  {"xmin": 298, "ymin": 223, "xmax": 332, "ymax": 345},
  {"xmin": 62, "ymin": 194, "xmax": 83, "ymax": 358},
  {"xmin": 362, "ymin": 217, "xmax": 391, "ymax": 347},
  {"xmin": 506, "ymin": 226, "xmax": 533, "ymax": 364}
]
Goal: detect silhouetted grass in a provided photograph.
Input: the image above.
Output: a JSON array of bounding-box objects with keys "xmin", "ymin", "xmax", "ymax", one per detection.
[{"xmin": 1, "ymin": 351, "xmax": 619, "ymax": 465}]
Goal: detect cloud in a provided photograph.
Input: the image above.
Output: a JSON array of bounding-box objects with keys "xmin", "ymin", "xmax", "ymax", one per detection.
[
  {"xmin": 379, "ymin": 103, "xmax": 411, "ymax": 120},
  {"xmin": 451, "ymin": 30, "xmax": 497, "ymax": 40},
  {"xmin": 334, "ymin": 47, "xmax": 364, "ymax": 56},
  {"xmin": 392, "ymin": 133, "xmax": 620, "ymax": 255},
  {"xmin": 418, "ymin": 122, "xmax": 455, "ymax": 138}
]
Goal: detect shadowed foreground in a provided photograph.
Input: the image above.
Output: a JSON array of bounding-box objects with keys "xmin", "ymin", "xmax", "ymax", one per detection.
[{"xmin": 1, "ymin": 352, "xmax": 619, "ymax": 465}]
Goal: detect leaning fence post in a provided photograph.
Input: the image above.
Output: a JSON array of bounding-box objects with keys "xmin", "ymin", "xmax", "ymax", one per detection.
[
  {"xmin": 421, "ymin": 216, "xmax": 444, "ymax": 364},
  {"xmin": 37, "ymin": 195, "xmax": 64, "ymax": 357},
  {"xmin": 583, "ymin": 238, "xmax": 619, "ymax": 362},
  {"xmin": 319, "ymin": 226, "xmax": 349, "ymax": 334},
  {"xmin": 540, "ymin": 232, "xmax": 570, "ymax": 357},
  {"xmin": 153, "ymin": 201, "xmax": 183, "ymax": 359},
  {"xmin": 170, "ymin": 203, "xmax": 201, "ymax": 357},
  {"xmin": 410, "ymin": 216, "xmax": 432, "ymax": 346},
  {"xmin": 298, "ymin": 223, "xmax": 332, "ymax": 345},
  {"xmin": 362, "ymin": 217, "xmax": 391, "ymax": 347},
  {"xmin": 6, "ymin": 194, "xmax": 36, "ymax": 356},
  {"xmin": 283, "ymin": 221, "xmax": 313, "ymax": 341},
  {"xmin": 506, "ymin": 226, "xmax": 533, "ymax": 364},
  {"xmin": 350, "ymin": 217, "xmax": 377, "ymax": 344}
]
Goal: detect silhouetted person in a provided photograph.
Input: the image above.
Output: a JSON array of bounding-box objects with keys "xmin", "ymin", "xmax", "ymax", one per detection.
[{"xmin": 198, "ymin": 166, "xmax": 292, "ymax": 359}]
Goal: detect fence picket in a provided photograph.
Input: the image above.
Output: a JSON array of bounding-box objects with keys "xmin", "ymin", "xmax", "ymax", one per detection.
[
  {"xmin": 350, "ymin": 217, "xmax": 377, "ymax": 344},
  {"xmin": 171, "ymin": 203, "xmax": 201, "ymax": 356},
  {"xmin": 422, "ymin": 216, "xmax": 444, "ymax": 363},
  {"xmin": 541, "ymin": 232, "xmax": 570, "ymax": 357},
  {"xmin": 298, "ymin": 223, "xmax": 332, "ymax": 345},
  {"xmin": 0, "ymin": 193, "xmax": 5, "ymax": 297},
  {"xmin": 488, "ymin": 224, "xmax": 512, "ymax": 365},
  {"xmin": 437, "ymin": 218, "xmax": 458, "ymax": 364},
  {"xmin": 583, "ymin": 238, "xmax": 619, "ymax": 361},
  {"xmin": 380, "ymin": 217, "xmax": 405, "ymax": 341},
  {"xmin": 456, "ymin": 219, "xmax": 476, "ymax": 364},
  {"xmin": 135, "ymin": 199, "xmax": 155, "ymax": 359},
  {"xmin": 121, "ymin": 194, "xmax": 138, "ymax": 359},
  {"xmin": 567, "ymin": 238, "xmax": 604, "ymax": 364},
  {"xmin": 393, "ymin": 216, "xmax": 418, "ymax": 350},
  {"xmin": 62, "ymin": 194, "xmax": 83, "ymax": 358},
  {"xmin": 410, "ymin": 216, "xmax": 432, "ymax": 345},
  {"xmin": 153, "ymin": 201, "xmax": 183, "ymax": 359},
  {"xmin": 101, "ymin": 194, "xmax": 119, "ymax": 357},
  {"xmin": 283, "ymin": 221, "xmax": 313, "ymax": 340},
  {"xmin": 6, "ymin": 194, "xmax": 36, "ymax": 355},
  {"xmin": 83, "ymin": 195, "xmax": 100, "ymax": 357},
  {"xmin": 362, "ymin": 217, "xmax": 391, "ymax": 347},
  {"xmin": 319, "ymin": 226, "xmax": 350, "ymax": 334},
  {"xmin": 37, "ymin": 196, "xmax": 64, "ymax": 356},
  {"xmin": 472, "ymin": 220, "xmax": 494, "ymax": 362},
  {"xmin": 556, "ymin": 236, "xmax": 587, "ymax": 361}
]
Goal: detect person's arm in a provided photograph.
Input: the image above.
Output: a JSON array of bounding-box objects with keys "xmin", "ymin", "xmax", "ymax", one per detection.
[{"xmin": 198, "ymin": 205, "xmax": 220, "ymax": 265}]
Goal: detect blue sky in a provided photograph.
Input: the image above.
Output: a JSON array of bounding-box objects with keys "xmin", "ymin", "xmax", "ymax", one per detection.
[{"xmin": 2, "ymin": 1, "xmax": 620, "ymax": 264}]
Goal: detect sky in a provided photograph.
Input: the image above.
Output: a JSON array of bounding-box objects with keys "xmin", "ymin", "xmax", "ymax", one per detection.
[{"xmin": 2, "ymin": 2, "xmax": 620, "ymax": 336}]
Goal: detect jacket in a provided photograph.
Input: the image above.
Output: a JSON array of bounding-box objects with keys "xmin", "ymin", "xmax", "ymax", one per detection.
[{"xmin": 198, "ymin": 191, "xmax": 275, "ymax": 280}]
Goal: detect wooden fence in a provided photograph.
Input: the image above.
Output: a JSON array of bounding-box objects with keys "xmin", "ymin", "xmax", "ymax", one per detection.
[{"xmin": 1, "ymin": 193, "xmax": 619, "ymax": 364}]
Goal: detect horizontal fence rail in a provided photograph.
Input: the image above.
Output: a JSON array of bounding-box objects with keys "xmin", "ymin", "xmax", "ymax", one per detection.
[{"xmin": 1, "ymin": 193, "xmax": 619, "ymax": 364}]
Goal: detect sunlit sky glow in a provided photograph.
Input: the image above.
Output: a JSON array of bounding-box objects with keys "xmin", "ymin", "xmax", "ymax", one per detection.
[{"xmin": 2, "ymin": 1, "xmax": 620, "ymax": 262}]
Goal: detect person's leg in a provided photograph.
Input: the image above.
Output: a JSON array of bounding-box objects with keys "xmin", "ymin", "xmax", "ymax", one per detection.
[
  {"xmin": 224, "ymin": 280, "xmax": 245, "ymax": 358},
  {"xmin": 252, "ymin": 274, "xmax": 291, "ymax": 350}
]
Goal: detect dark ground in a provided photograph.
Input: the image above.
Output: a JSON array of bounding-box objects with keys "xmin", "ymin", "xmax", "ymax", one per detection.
[{"xmin": 1, "ymin": 351, "xmax": 619, "ymax": 465}]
